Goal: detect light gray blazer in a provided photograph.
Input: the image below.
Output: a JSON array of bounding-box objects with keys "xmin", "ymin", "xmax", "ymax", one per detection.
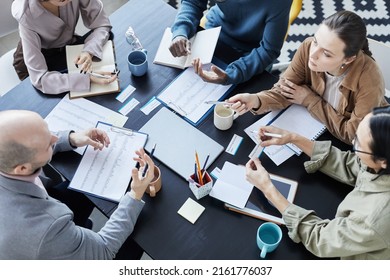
[{"xmin": 0, "ymin": 131, "xmax": 144, "ymax": 259}]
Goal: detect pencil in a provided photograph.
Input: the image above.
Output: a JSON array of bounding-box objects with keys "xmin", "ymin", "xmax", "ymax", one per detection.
[{"xmin": 195, "ymin": 151, "xmax": 203, "ymax": 185}]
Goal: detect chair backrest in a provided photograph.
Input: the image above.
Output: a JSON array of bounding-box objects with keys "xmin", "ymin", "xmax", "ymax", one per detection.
[
  {"xmin": 0, "ymin": 0, "xmax": 18, "ymax": 37},
  {"xmin": 0, "ymin": 48, "xmax": 20, "ymax": 96},
  {"xmin": 285, "ymin": 0, "xmax": 302, "ymax": 40},
  {"xmin": 368, "ymin": 38, "xmax": 390, "ymax": 97}
]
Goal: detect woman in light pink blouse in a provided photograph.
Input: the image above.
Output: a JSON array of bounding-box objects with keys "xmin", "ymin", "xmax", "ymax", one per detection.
[{"xmin": 12, "ymin": 0, "xmax": 117, "ymax": 94}]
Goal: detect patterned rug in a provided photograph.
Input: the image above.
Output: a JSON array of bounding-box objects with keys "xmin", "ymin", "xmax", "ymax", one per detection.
[{"xmin": 164, "ymin": 0, "xmax": 390, "ymax": 62}]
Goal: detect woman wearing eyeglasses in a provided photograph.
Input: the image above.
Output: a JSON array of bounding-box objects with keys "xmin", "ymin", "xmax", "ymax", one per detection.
[
  {"xmin": 11, "ymin": 0, "xmax": 117, "ymax": 94},
  {"xmin": 229, "ymin": 10, "xmax": 389, "ymax": 145},
  {"xmin": 247, "ymin": 106, "xmax": 390, "ymax": 259}
]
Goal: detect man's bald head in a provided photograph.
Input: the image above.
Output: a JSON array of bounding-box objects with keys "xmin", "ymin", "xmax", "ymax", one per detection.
[{"xmin": 0, "ymin": 110, "xmax": 48, "ymax": 174}]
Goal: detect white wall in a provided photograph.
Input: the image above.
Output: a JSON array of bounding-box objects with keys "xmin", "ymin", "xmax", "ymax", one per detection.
[{"xmin": 0, "ymin": 0, "xmax": 18, "ymax": 37}]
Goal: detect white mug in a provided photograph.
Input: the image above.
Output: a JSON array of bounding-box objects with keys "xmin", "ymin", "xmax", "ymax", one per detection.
[{"xmin": 213, "ymin": 104, "xmax": 238, "ymax": 130}]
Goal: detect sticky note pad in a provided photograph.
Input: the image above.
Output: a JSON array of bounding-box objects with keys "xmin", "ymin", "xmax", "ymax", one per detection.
[{"xmin": 177, "ymin": 198, "xmax": 205, "ymax": 224}]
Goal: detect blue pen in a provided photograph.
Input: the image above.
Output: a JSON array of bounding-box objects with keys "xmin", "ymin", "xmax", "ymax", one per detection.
[{"xmin": 201, "ymin": 154, "xmax": 210, "ymax": 179}]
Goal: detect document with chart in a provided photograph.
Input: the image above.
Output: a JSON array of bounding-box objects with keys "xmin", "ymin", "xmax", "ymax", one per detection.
[
  {"xmin": 157, "ymin": 66, "xmax": 234, "ymax": 126},
  {"xmin": 68, "ymin": 122, "xmax": 148, "ymax": 202}
]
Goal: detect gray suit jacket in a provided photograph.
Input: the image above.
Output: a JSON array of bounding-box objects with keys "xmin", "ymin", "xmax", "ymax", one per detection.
[{"xmin": 0, "ymin": 131, "xmax": 144, "ymax": 259}]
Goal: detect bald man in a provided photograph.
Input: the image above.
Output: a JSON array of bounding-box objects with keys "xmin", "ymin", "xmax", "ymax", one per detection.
[{"xmin": 0, "ymin": 110, "xmax": 155, "ymax": 259}]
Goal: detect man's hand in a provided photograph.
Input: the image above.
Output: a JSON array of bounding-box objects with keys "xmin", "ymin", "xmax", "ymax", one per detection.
[
  {"xmin": 69, "ymin": 128, "xmax": 110, "ymax": 150},
  {"xmin": 130, "ymin": 149, "xmax": 155, "ymax": 200}
]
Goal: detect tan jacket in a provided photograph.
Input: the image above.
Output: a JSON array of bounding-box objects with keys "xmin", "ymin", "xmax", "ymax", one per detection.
[
  {"xmin": 252, "ymin": 37, "xmax": 388, "ymax": 144},
  {"xmin": 283, "ymin": 141, "xmax": 390, "ymax": 260}
]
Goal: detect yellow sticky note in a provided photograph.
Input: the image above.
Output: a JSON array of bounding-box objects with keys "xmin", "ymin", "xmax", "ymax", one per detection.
[{"xmin": 177, "ymin": 198, "xmax": 205, "ymax": 224}]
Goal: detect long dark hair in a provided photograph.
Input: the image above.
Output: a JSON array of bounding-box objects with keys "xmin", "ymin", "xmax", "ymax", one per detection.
[
  {"xmin": 323, "ymin": 10, "xmax": 372, "ymax": 58},
  {"xmin": 369, "ymin": 106, "xmax": 390, "ymax": 175}
]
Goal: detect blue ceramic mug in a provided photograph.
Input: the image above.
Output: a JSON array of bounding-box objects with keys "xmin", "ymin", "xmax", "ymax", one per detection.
[
  {"xmin": 256, "ymin": 222, "xmax": 282, "ymax": 258},
  {"xmin": 127, "ymin": 49, "xmax": 148, "ymax": 76}
]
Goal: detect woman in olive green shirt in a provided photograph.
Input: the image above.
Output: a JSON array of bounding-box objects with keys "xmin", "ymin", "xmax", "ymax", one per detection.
[{"xmin": 248, "ymin": 106, "xmax": 390, "ymax": 259}]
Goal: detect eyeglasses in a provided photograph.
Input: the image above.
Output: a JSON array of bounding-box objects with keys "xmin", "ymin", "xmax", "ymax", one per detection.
[{"xmin": 352, "ymin": 135, "xmax": 374, "ymax": 156}]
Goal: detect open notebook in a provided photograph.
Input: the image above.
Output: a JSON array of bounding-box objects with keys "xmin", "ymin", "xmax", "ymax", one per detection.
[
  {"xmin": 153, "ymin": 27, "xmax": 221, "ymax": 69},
  {"xmin": 270, "ymin": 104, "xmax": 326, "ymax": 155},
  {"xmin": 66, "ymin": 40, "xmax": 120, "ymax": 99}
]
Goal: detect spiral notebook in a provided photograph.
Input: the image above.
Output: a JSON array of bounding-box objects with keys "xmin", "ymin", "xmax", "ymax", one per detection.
[{"xmin": 268, "ymin": 104, "xmax": 326, "ymax": 155}]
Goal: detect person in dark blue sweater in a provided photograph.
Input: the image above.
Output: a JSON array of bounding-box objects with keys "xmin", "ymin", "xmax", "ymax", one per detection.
[{"xmin": 169, "ymin": 0, "xmax": 292, "ymax": 85}]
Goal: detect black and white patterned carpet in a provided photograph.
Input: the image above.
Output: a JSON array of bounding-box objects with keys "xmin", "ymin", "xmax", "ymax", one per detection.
[{"xmin": 164, "ymin": 0, "xmax": 390, "ymax": 62}]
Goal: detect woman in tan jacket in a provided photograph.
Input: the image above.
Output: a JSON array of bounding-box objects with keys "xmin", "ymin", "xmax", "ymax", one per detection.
[{"xmin": 229, "ymin": 10, "xmax": 388, "ymax": 144}]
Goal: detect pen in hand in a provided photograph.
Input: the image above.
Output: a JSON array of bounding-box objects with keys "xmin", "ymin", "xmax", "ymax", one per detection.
[
  {"xmin": 89, "ymin": 70, "xmax": 119, "ymax": 79},
  {"xmin": 142, "ymin": 144, "xmax": 156, "ymax": 177},
  {"xmin": 251, "ymin": 131, "xmax": 282, "ymax": 139}
]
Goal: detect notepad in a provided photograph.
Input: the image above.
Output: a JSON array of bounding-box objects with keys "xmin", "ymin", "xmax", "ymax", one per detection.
[
  {"xmin": 68, "ymin": 122, "xmax": 148, "ymax": 202},
  {"xmin": 153, "ymin": 26, "xmax": 221, "ymax": 69},
  {"xmin": 269, "ymin": 104, "xmax": 326, "ymax": 155},
  {"xmin": 177, "ymin": 198, "xmax": 205, "ymax": 224},
  {"xmin": 66, "ymin": 40, "xmax": 120, "ymax": 99},
  {"xmin": 209, "ymin": 161, "xmax": 253, "ymax": 209},
  {"xmin": 244, "ymin": 104, "xmax": 327, "ymax": 165}
]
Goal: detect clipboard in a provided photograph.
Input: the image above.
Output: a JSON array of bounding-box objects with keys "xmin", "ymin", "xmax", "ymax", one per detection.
[
  {"xmin": 225, "ymin": 174, "xmax": 298, "ymax": 225},
  {"xmin": 156, "ymin": 58, "xmax": 235, "ymax": 126},
  {"xmin": 68, "ymin": 122, "xmax": 148, "ymax": 202}
]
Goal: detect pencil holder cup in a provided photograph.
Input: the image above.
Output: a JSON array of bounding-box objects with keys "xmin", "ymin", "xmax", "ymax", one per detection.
[{"xmin": 188, "ymin": 171, "xmax": 213, "ymax": 200}]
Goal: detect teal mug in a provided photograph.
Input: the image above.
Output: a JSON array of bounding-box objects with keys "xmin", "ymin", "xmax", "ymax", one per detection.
[
  {"xmin": 127, "ymin": 49, "xmax": 148, "ymax": 76},
  {"xmin": 256, "ymin": 222, "xmax": 282, "ymax": 258}
]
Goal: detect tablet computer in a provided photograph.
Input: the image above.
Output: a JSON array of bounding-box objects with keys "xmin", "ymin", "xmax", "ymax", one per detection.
[{"xmin": 225, "ymin": 174, "xmax": 298, "ymax": 225}]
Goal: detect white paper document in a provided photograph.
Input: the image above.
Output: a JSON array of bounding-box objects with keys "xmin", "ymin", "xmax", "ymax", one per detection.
[
  {"xmin": 45, "ymin": 94, "xmax": 128, "ymax": 155},
  {"xmin": 157, "ymin": 67, "xmax": 233, "ymax": 125},
  {"xmin": 209, "ymin": 161, "xmax": 253, "ymax": 209},
  {"xmin": 153, "ymin": 27, "xmax": 221, "ymax": 69},
  {"xmin": 68, "ymin": 122, "xmax": 148, "ymax": 202}
]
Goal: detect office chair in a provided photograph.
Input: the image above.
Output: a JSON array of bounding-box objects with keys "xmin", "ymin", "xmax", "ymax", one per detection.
[{"xmin": 368, "ymin": 38, "xmax": 390, "ymax": 98}]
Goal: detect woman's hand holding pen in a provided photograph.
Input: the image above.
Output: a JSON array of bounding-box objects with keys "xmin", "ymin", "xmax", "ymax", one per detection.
[
  {"xmin": 256, "ymin": 126, "xmax": 291, "ymax": 147},
  {"xmin": 228, "ymin": 93, "xmax": 260, "ymax": 115},
  {"xmin": 130, "ymin": 149, "xmax": 155, "ymax": 200},
  {"xmin": 74, "ymin": 51, "xmax": 93, "ymax": 74},
  {"xmin": 69, "ymin": 128, "xmax": 110, "ymax": 150},
  {"xmin": 192, "ymin": 58, "xmax": 228, "ymax": 84}
]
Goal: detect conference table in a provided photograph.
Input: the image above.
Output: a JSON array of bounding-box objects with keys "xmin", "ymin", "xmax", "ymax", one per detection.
[{"xmin": 0, "ymin": 0, "xmax": 352, "ymax": 259}]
